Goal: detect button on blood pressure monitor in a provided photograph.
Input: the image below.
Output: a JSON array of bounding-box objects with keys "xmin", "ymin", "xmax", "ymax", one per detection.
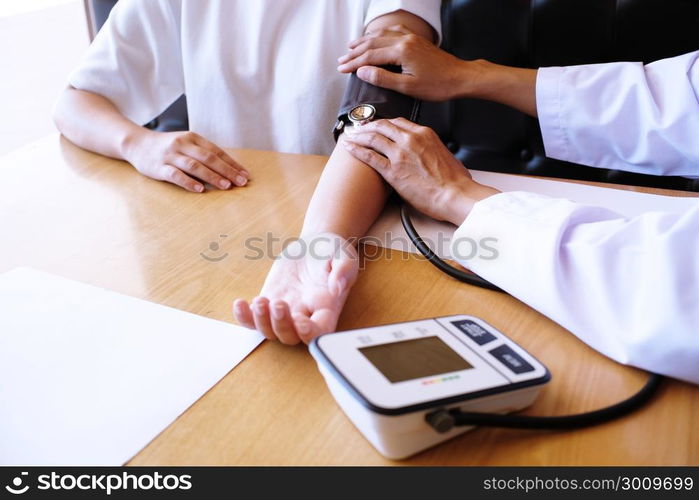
[
  {"xmin": 489, "ymin": 344, "xmax": 535, "ymax": 374},
  {"xmin": 309, "ymin": 315, "xmax": 550, "ymax": 459},
  {"xmin": 451, "ymin": 319, "xmax": 497, "ymax": 346}
]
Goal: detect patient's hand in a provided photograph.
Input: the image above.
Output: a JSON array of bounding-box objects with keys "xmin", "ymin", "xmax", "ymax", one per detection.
[
  {"xmin": 233, "ymin": 233, "xmax": 359, "ymax": 345},
  {"xmin": 123, "ymin": 130, "xmax": 250, "ymax": 193}
]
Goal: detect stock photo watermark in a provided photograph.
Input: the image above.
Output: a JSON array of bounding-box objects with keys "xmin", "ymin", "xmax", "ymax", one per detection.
[
  {"xmin": 199, "ymin": 234, "xmax": 229, "ymax": 262},
  {"xmin": 199, "ymin": 232, "xmax": 498, "ymax": 266},
  {"xmin": 3, "ymin": 470, "xmax": 192, "ymax": 496}
]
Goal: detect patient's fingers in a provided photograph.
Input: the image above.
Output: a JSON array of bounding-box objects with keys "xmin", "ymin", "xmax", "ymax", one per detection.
[
  {"xmin": 233, "ymin": 299, "xmax": 255, "ymax": 329},
  {"xmin": 291, "ymin": 313, "xmax": 315, "ymax": 344},
  {"xmin": 192, "ymin": 134, "xmax": 249, "ymax": 178},
  {"xmin": 158, "ymin": 164, "xmax": 204, "ymax": 193},
  {"xmin": 180, "ymin": 143, "xmax": 248, "ymax": 187},
  {"xmin": 270, "ymin": 301, "xmax": 302, "ymax": 345},
  {"xmin": 251, "ymin": 297, "xmax": 275, "ymax": 340},
  {"xmin": 168, "ymin": 153, "xmax": 232, "ymax": 190},
  {"xmin": 309, "ymin": 309, "xmax": 337, "ymax": 337}
]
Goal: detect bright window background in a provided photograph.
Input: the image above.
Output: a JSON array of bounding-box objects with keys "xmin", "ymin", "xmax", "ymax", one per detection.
[
  {"xmin": 0, "ymin": 0, "xmax": 77, "ymax": 18},
  {"xmin": 0, "ymin": 0, "xmax": 89, "ymax": 155}
]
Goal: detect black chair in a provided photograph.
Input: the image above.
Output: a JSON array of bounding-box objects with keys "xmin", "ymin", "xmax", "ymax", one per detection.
[
  {"xmin": 423, "ymin": 0, "xmax": 699, "ymax": 192},
  {"xmin": 86, "ymin": 0, "xmax": 188, "ymax": 132}
]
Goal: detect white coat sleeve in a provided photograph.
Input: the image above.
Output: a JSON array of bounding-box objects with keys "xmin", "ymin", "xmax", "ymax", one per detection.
[
  {"xmin": 536, "ymin": 51, "xmax": 699, "ymax": 178},
  {"xmin": 451, "ymin": 191, "xmax": 699, "ymax": 385},
  {"xmin": 68, "ymin": 0, "xmax": 184, "ymax": 126}
]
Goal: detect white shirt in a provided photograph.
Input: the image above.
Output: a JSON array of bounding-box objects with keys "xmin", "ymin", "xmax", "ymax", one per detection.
[
  {"xmin": 454, "ymin": 51, "xmax": 699, "ymax": 385},
  {"xmin": 68, "ymin": 0, "xmax": 441, "ymax": 155}
]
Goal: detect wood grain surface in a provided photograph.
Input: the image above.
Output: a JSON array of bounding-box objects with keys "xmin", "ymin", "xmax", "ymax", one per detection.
[{"xmin": 1, "ymin": 135, "xmax": 696, "ymax": 465}]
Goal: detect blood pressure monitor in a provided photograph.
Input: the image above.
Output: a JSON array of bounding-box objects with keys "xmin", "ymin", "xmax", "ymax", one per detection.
[{"xmin": 309, "ymin": 315, "xmax": 550, "ymax": 459}]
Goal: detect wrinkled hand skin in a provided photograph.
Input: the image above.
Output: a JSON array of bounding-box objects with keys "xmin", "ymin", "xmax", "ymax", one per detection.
[
  {"xmin": 337, "ymin": 25, "xmax": 483, "ymax": 102},
  {"xmin": 342, "ymin": 118, "xmax": 499, "ymax": 225}
]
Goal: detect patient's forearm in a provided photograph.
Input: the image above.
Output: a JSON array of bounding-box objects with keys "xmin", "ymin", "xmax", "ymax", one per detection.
[
  {"xmin": 53, "ymin": 87, "xmax": 147, "ymax": 160},
  {"xmin": 300, "ymin": 10, "xmax": 433, "ymax": 241},
  {"xmin": 301, "ymin": 141, "xmax": 391, "ymax": 241}
]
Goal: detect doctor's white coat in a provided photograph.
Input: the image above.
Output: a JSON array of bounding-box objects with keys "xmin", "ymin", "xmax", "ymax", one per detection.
[{"xmin": 454, "ymin": 51, "xmax": 699, "ymax": 385}]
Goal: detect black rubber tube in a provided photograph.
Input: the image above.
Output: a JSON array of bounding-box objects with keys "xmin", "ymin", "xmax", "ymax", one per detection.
[
  {"xmin": 400, "ymin": 204, "xmax": 504, "ymax": 293},
  {"xmin": 446, "ymin": 373, "xmax": 663, "ymax": 430}
]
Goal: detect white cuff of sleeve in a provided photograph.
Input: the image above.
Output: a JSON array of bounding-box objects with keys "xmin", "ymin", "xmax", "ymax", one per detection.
[
  {"xmin": 536, "ymin": 66, "xmax": 571, "ymax": 163},
  {"xmin": 450, "ymin": 191, "xmax": 572, "ymax": 294}
]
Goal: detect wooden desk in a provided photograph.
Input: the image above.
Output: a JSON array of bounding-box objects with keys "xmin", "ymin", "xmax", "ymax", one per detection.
[{"xmin": 1, "ymin": 135, "xmax": 697, "ymax": 465}]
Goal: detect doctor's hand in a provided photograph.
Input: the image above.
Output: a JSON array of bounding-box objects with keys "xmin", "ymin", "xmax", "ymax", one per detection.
[
  {"xmin": 337, "ymin": 26, "xmax": 484, "ymax": 102},
  {"xmin": 233, "ymin": 233, "xmax": 359, "ymax": 345},
  {"xmin": 342, "ymin": 118, "xmax": 500, "ymax": 226},
  {"xmin": 122, "ymin": 130, "xmax": 249, "ymax": 193},
  {"xmin": 337, "ymin": 28, "xmax": 538, "ymax": 116}
]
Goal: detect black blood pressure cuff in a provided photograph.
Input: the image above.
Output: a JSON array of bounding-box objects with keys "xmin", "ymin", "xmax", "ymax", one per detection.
[{"xmin": 333, "ymin": 66, "xmax": 421, "ymax": 142}]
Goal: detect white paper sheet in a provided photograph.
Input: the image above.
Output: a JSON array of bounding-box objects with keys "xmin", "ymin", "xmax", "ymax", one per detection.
[
  {"xmin": 365, "ymin": 170, "xmax": 699, "ymax": 259},
  {"xmin": 0, "ymin": 267, "xmax": 264, "ymax": 466}
]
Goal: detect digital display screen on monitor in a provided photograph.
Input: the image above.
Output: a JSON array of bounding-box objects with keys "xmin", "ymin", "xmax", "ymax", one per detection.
[{"xmin": 358, "ymin": 336, "xmax": 473, "ymax": 383}]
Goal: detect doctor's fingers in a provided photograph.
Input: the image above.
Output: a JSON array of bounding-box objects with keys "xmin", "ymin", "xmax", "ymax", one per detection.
[
  {"xmin": 384, "ymin": 118, "xmax": 443, "ymax": 152},
  {"xmin": 342, "ymin": 125, "xmax": 400, "ymax": 163},
  {"xmin": 342, "ymin": 139, "xmax": 391, "ymax": 175},
  {"xmin": 338, "ymin": 36, "xmax": 405, "ymax": 66},
  {"xmin": 386, "ymin": 116, "xmax": 427, "ymax": 134},
  {"xmin": 357, "ymin": 119, "xmax": 410, "ymax": 143},
  {"xmin": 345, "ymin": 121, "xmax": 419, "ymax": 159},
  {"xmin": 337, "ymin": 45, "xmax": 404, "ymax": 74}
]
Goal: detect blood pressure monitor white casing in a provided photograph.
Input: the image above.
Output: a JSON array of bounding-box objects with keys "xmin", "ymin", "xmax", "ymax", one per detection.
[{"xmin": 310, "ymin": 315, "xmax": 550, "ymax": 459}]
